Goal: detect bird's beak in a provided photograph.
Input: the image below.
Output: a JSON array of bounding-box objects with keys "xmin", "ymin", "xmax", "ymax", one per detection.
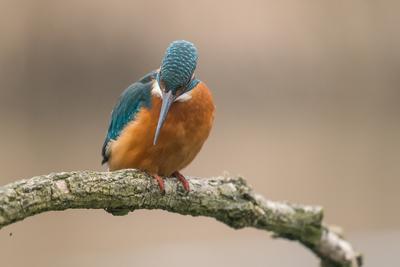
[{"xmin": 153, "ymin": 90, "xmax": 174, "ymax": 145}]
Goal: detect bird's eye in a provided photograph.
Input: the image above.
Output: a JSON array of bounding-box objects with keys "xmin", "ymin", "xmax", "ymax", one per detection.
[
  {"xmin": 175, "ymin": 86, "xmax": 185, "ymax": 96},
  {"xmin": 158, "ymin": 80, "xmax": 167, "ymax": 91}
]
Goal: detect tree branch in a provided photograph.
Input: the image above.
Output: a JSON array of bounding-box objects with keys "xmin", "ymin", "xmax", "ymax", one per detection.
[{"xmin": 0, "ymin": 169, "xmax": 362, "ymax": 266}]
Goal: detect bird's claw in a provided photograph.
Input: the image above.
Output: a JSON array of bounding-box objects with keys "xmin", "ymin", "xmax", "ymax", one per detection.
[
  {"xmin": 172, "ymin": 171, "xmax": 190, "ymax": 192},
  {"xmin": 152, "ymin": 174, "xmax": 165, "ymax": 193}
]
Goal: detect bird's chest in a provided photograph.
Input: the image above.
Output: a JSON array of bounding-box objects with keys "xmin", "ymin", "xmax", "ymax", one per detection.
[
  {"xmin": 110, "ymin": 83, "xmax": 214, "ymax": 175},
  {"xmin": 149, "ymin": 93, "xmax": 212, "ymax": 155}
]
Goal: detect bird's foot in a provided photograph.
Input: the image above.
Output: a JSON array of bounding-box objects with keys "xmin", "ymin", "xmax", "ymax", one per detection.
[
  {"xmin": 152, "ymin": 174, "xmax": 165, "ymax": 193},
  {"xmin": 172, "ymin": 171, "xmax": 190, "ymax": 192}
]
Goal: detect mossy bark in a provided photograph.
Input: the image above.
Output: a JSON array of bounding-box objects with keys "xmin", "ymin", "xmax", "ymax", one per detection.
[{"xmin": 0, "ymin": 169, "xmax": 362, "ymax": 266}]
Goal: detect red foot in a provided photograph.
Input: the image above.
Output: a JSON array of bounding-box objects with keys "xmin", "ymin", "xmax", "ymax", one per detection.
[
  {"xmin": 152, "ymin": 174, "xmax": 165, "ymax": 193},
  {"xmin": 172, "ymin": 171, "xmax": 190, "ymax": 192}
]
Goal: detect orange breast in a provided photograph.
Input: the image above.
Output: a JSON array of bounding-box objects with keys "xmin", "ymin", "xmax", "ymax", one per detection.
[{"xmin": 108, "ymin": 82, "xmax": 215, "ymax": 176}]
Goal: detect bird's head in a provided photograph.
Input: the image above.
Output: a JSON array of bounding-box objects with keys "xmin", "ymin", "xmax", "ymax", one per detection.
[{"xmin": 153, "ymin": 40, "xmax": 199, "ymax": 145}]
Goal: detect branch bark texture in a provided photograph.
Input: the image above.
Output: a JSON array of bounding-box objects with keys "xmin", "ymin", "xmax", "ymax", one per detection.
[{"xmin": 0, "ymin": 170, "xmax": 362, "ymax": 267}]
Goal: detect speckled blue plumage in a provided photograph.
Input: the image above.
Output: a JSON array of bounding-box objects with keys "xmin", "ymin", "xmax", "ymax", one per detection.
[
  {"xmin": 101, "ymin": 71, "xmax": 156, "ymax": 163},
  {"xmin": 158, "ymin": 40, "xmax": 198, "ymax": 93}
]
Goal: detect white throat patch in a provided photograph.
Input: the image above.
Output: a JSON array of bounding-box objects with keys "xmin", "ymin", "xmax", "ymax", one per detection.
[
  {"xmin": 151, "ymin": 80, "xmax": 162, "ymax": 98},
  {"xmin": 175, "ymin": 91, "xmax": 192, "ymax": 102},
  {"xmin": 151, "ymin": 80, "xmax": 192, "ymax": 102}
]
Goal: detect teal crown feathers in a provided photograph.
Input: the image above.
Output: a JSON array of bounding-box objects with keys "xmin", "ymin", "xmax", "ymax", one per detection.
[{"xmin": 158, "ymin": 40, "xmax": 198, "ymax": 92}]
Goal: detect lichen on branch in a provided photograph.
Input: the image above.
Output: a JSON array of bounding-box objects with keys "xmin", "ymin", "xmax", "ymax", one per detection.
[{"xmin": 0, "ymin": 169, "xmax": 362, "ymax": 267}]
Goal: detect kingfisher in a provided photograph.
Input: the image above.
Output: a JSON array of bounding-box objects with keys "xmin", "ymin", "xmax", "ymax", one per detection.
[{"xmin": 101, "ymin": 40, "xmax": 215, "ymax": 192}]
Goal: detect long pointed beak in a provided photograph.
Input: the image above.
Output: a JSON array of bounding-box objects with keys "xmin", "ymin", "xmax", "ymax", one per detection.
[{"xmin": 153, "ymin": 90, "xmax": 174, "ymax": 145}]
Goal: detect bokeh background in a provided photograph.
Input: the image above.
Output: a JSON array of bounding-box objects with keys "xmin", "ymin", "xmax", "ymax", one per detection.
[{"xmin": 0, "ymin": 1, "xmax": 399, "ymax": 266}]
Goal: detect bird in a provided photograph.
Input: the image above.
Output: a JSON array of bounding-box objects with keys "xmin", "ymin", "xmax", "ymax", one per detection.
[{"xmin": 101, "ymin": 40, "xmax": 215, "ymax": 192}]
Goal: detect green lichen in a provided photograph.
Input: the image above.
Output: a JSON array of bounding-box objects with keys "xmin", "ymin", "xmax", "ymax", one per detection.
[{"xmin": 0, "ymin": 169, "xmax": 361, "ymax": 267}]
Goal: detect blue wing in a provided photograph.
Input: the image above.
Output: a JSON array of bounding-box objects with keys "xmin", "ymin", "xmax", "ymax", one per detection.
[{"xmin": 101, "ymin": 70, "xmax": 157, "ymax": 164}]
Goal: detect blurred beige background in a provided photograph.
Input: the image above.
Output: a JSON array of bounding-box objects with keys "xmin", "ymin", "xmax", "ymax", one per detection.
[{"xmin": 0, "ymin": 1, "xmax": 399, "ymax": 266}]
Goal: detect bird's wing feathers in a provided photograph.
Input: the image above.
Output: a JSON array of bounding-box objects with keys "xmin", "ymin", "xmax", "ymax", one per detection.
[{"xmin": 101, "ymin": 70, "xmax": 157, "ymax": 164}]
